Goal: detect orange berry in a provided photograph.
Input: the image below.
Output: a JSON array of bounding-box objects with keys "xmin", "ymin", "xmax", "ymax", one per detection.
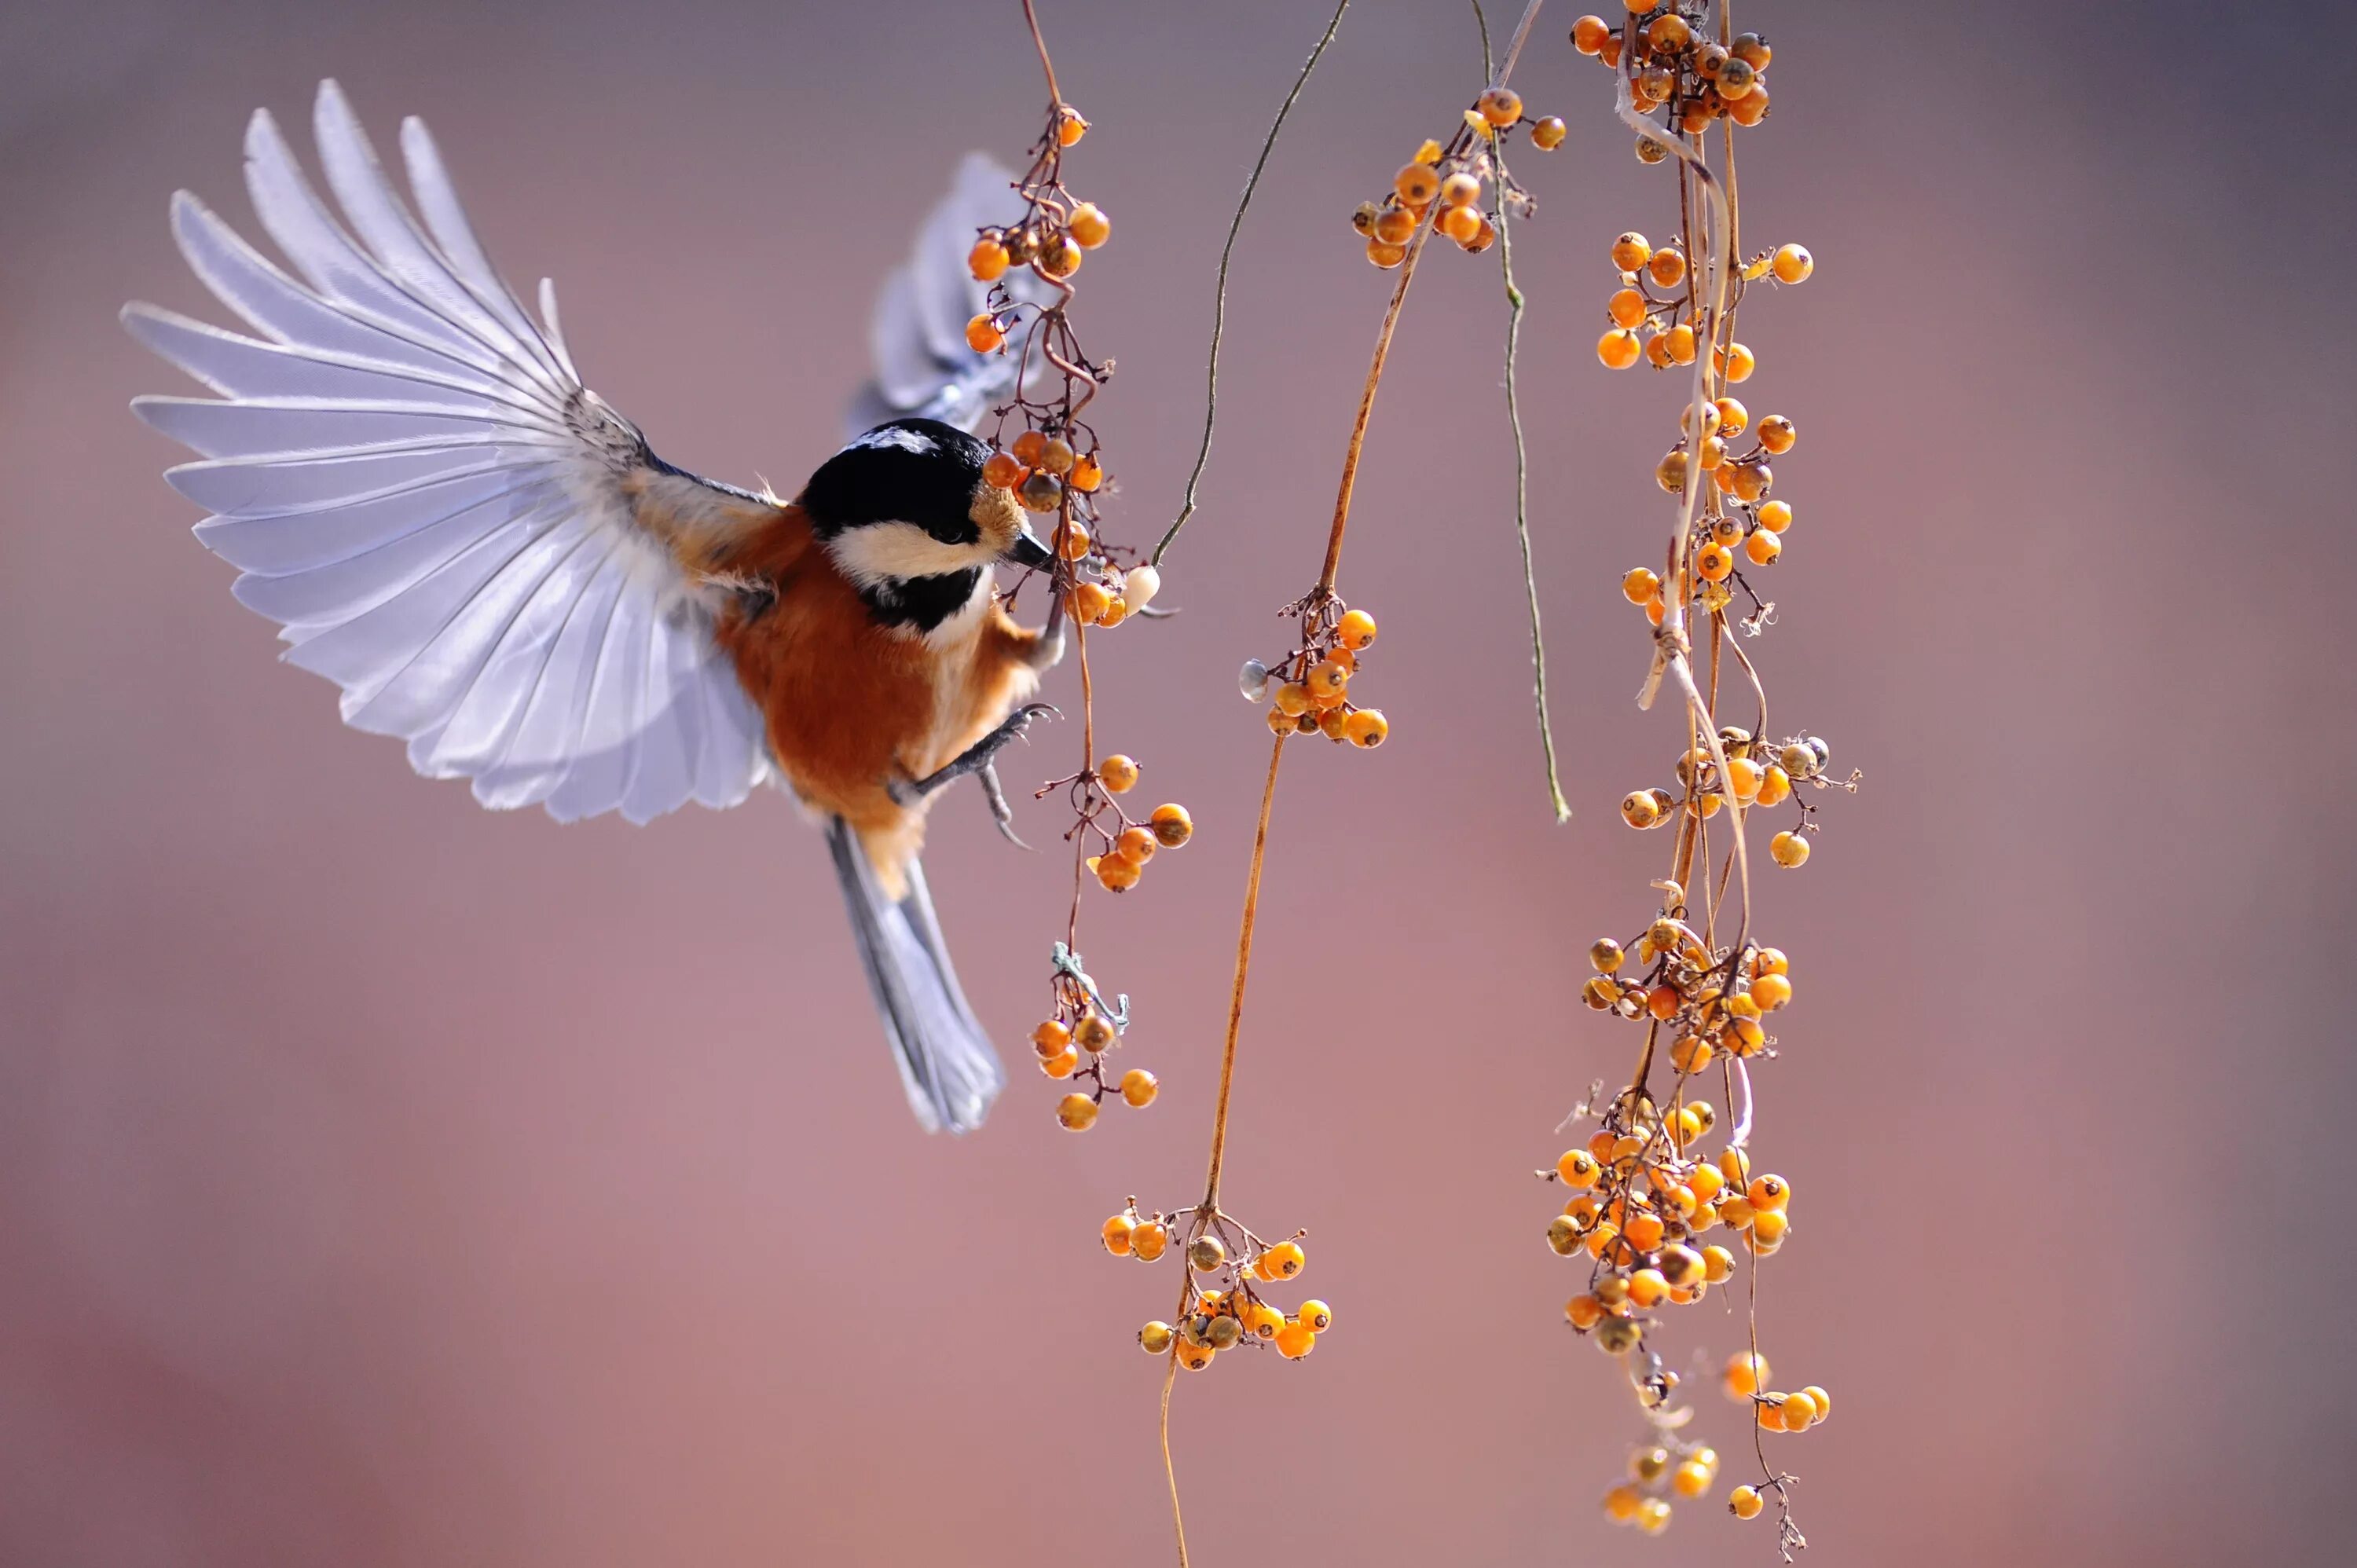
[
  {"xmin": 1567, "ymin": 1293, "xmax": 1607, "ymax": 1329},
  {"xmin": 1607, "ymin": 288, "xmax": 1648, "ymax": 329},
  {"xmin": 1598, "ymin": 328, "xmax": 1643, "ymax": 369},
  {"xmin": 1664, "ymin": 323, "xmax": 1697, "ymax": 364},
  {"xmin": 1723, "ymin": 1350, "xmax": 1770, "ymax": 1399},
  {"xmin": 1373, "ymin": 204, "xmax": 1419, "ymax": 244},
  {"xmin": 1068, "ymin": 581, "xmax": 1113, "ymax": 624},
  {"xmin": 1749, "ymin": 1208, "xmax": 1790, "ymax": 1246},
  {"xmin": 1438, "ymin": 203, "xmax": 1482, "ymax": 245},
  {"xmin": 1336, "ymin": 609, "xmax": 1379, "ymax": 649},
  {"xmin": 1779, "ymin": 1389, "xmax": 1818, "ymax": 1430},
  {"xmin": 1057, "ymin": 1093, "xmax": 1098, "ymax": 1130},
  {"xmin": 1131, "ymin": 1222, "xmax": 1169, "ymax": 1261},
  {"xmin": 1531, "ymin": 115, "xmax": 1567, "ymax": 150},
  {"xmin": 1645, "ymin": 332, "xmax": 1675, "ymax": 369},
  {"xmin": 1067, "ymin": 202, "xmax": 1110, "ymax": 249},
  {"xmin": 1755, "ymin": 764, "xmax": 1792, "ymax": 806},
  {"xmin": 1477, "ymin": 86, "xmax": 1523, "ymax": 126},
  {"xmin": 1803, "ymin": 1385, "xmax": 1831, "ymax": 1421},
  {"xmin": 1757, "ymin": 499, "xmax": 1793, "ymax": 532},
  {"xmin": 1702, "ymin": 1244, "xmax": 1736, "ymax": 1283},
  {"xmin": 1395, "ymin": 163, "xmax": 1441, "ymax": 205},
  {"xmin": 1262, "ymin": 1240, "xmax": 1306, "ymax": 1280},
  {"xmin": 1274, "ymin": 1321, "xmax": 1316, "ymax": 1359},
  {"xmin": 1627, "ymin": 1268, "xmax": 1669, "ymax": 1307},
  {"xmin": 1266, "ymin": 705, "xmax": 1297, "ymax": 737},
  {"xmin": 1149, "ymin": 803, "xmax": 1193, "ymax": 848},
  {"xmin": 1625, "ymin": 1211, "xmax": 1666, "ymax": 1251},
  {"xmin": 1714, "ymin": 397, "xmax": 1750, "ymax": 434},
  {"xmin": 1716, "ymin": 341, "xmax": 1756, "ymax": 382},
  {"xmin": 1095, "ymin": 853, "xmax": 1142, "ymax": 892},
  {"xmin": 1729, "ymin": 84, "xmax": 1770, "ymax": 126},
  {"xmin": 1365, "ymin": 239, "xmax": 1409, "ymax": 269},
  {"xmin": 1036, "ymin": 236, "xmax": 1083, "ymax": 279},
  {"xmin": 1747, "ymin": 1174, "xmax": 1790, "ymax": 1211},
  {"xmin": 1769, "ymin": 830, "xmax": 1810, "ymax": 868},
  {"xmin": 1343, "ymin": 709, "xmax": 1389, "ymax": 748},
  {"xmin": 1648, "ymin": 247, "xmax": 1687, "ymax": 288},
  {"xmin": 1055, "ymin": 107, "xmax": 1090, "ymax": 146},
  {"xmin": 965, "ymin": 313, "xmax": 1005, "ymax": 354},
  {"xmin": 1098, "ymin": 753, "xmax": 1139, "ymax": 793},
  {"xmin": 1075, "ymin": 1013, "xmax": 1116, "ymax": 1054},
  {"xmin": 1307, "ymin": 660, "xmax": 1351, "ymax": 702},
  {"xmin": 1116, "ymin": 826, "xmax": 1158, "ymax": 864},
  {"xmin": 1139, "ymin": 1320, "xmax": 1175, "ymax": 1354},
  {"xmin": 1069, "ymin": 452, "xmax": 1104, "ymax": 493},
  {"xmin": 1744, "ymin": 529, "xmax": 1782, "ymax": 566},
  {"xmin": 1298, "ymin": 1299, "xmax": 1332, "ymax": 1332},
  {"xmin": 1696, "ymin": 543, "xmax": 1735, "ymax": 581},
  {"xmin": 1646, "ymin": 13, "xmax": 1692, "ymax": 53},
  {"xmin": 1611, "ymin": 231, "xmax": 1651, "ymax": 271},
  {"xmin": 981, "ymin": 452, "xmax": 1024, "ymax": 491},
  {"xmin": 1725, "ymin": 756, "xmax": 1764, "ymax": 800},
  {"xmin": 1772, "ymin": 244, "xmax": 1814, "ymax": 284},
  {"xmin": 1175, "ymin": 1340, "xmax": 1215, "ymax": 1371},
  {"xmin": 1273, "ymin": 682, "xmax": 1312, "ymax": 717},
  {"xmin": 1669, "ymin": 1034, "xmax": 1714, "ymax": 1075},
  {"xmin": 1573, "ymin": 15, "xmax": 1611, "ymax": 54},
  {"xmin": 968, "ymin": 237, "xmax": 1010, "ymax": 281},
  {"xmin": 1758, "ymin": 414, "xmax": 1797, "ymax": 454},
  {"xmin": 1729, "ymin": 1486, "xmax": 1765, "ymax": 1520},
  {"xmin": 1440, "ymin": 171, "xmax": 1483, "ymax": 208},
  {"xmin": 1103, "ymin": 1214, "xmax": 1136, "ymax": 1255},
  {"xmin": 1120, "ymin": 1068, "xmax": 1159, "ymax": 1108},
  {"xmin": 1557, "ymin": 1149, "xmax": 1603, "ymax": 1187},
  {"xmin": 1010, "ymin": 430, "xmax": 1047, "ymax": 465}
]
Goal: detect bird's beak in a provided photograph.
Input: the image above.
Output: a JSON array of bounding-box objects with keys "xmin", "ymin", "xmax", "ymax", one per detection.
[{"xmin": 1003, "ymin": 526, "xmax": 1053, "ymax": 571}]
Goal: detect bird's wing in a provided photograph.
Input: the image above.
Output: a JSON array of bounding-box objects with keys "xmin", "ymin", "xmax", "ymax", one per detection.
[
  {"xmin": 126, "ymin": 80, "xmax": 778, "ymax": 825},
  {"xmin": 844, "ymin": 152, "xmax": 1050, "ymax": 438}
]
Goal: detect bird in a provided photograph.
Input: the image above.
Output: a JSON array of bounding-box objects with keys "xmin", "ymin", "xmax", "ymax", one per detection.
[{"xmin": 122, "ymin": 79, "xmax": 1072, "ymax": 1134}]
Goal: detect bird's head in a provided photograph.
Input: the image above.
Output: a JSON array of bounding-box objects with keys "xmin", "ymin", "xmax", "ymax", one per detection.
[{"xmin": 802, "ymin": 419, "xmax": 1050, "ymax": 627}]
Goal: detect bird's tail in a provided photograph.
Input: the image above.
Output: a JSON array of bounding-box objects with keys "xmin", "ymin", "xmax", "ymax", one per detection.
[{"xmin": 825, "ymin": 816, "xmax": 1004, "ymax": 1133}]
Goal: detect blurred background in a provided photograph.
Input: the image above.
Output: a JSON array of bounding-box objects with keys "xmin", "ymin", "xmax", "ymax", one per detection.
[{"xmin": 4, "ymin": 1, "xmax": 2352, "ymax": 1563}]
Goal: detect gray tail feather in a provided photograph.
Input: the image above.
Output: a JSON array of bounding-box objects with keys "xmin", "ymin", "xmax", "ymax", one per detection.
[{"xmin": 826, "ymin": 817, "xmax": 1004, "ymax": 1133}]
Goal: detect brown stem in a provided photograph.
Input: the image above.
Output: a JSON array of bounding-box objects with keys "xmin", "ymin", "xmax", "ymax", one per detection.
[
  {"xmin": 1021, "ymin": 0, "xmax": 1063, "ymax": 107},
  {"xmin": 1200, "ymin": 730, "xmax": 1287, "ymax": 1207},
  {"xmin": 1318, "ymin": 214, "xmax": 1435, "ymax": 594}
]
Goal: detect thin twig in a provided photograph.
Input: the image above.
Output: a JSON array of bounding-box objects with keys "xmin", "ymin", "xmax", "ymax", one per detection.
[
  {"xmin": 1020, "ymin": 0, "xmax": 1062, "ymax": 106},
  {"xmin": 1153, "ymin": 0, "xmax": 1354, "ymax": 568},
  {"xmin": 1493, "ymin": 153, "xmax": 1573, "ymax": 822}
]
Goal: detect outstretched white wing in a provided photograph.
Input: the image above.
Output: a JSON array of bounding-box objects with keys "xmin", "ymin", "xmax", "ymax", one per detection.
[
  {"xmin": 126, "ymin": 79, "xmax": 777, "ymax": 825},
  {"xmin": 845, "ymin": 152, "xmax": 1050, "ymax": 438}
]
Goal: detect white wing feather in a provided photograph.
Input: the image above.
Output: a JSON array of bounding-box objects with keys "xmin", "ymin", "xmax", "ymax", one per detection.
[
  {"xmin": 846, "ymin": 152, "xmax": 1050, "ymax": 438},
  {"xmin": 127, "ymin": 80, "xmax": 775, "ymax": 825}
]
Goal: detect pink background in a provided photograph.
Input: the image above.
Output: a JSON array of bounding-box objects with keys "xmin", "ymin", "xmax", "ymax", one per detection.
[{"xmin": 4, "ymin": 2, "xmax": 2351, "ymax": 1564}]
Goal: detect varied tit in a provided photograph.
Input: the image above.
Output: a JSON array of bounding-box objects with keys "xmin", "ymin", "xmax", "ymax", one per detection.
[{"xmin": 122, "ymin": 81, "xmax": 1072, "ymax": 1133}]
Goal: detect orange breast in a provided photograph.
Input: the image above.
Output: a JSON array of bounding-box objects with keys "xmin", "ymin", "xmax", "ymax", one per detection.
[{"xmin": 710, "ymin": 508, "xmax": 1046, "ymax": 892}]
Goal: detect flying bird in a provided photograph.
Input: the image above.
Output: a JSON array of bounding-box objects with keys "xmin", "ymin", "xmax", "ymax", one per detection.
[{"xmin": 123, "ymin": 81, "xmax": 1068, "ymax": 1134}]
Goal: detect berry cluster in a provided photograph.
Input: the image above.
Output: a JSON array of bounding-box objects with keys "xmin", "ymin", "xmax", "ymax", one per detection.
[
  {"xmin": 1113, "ymin": 1203, "xmax": 1332, "ymax": 1370},
  {"xmin": 1544, "ymin": 2, "xmax": 1846, "ymax": 1553},
  {"xmin": 1573, "ymin": 6, "xmax": 1777, "ymax": 152},
  {"xmin": 1604, "ymin": 1436, "xmax": 1727, "ymax": 1535},
  {"xmin": 962, "ymin": 68, "xmax": 1193, "ymax": 1130},
  {"xmin": 1350, "ymin": 86, "xmax": 1564, "ymax": 270},
  {"xmin": 1238, "ymin": 603, "xmax": 1387, "ymax": 749},
  {"xmin": 1611, "ymin": 727, "xmax": 1852, "ymax": 871}
]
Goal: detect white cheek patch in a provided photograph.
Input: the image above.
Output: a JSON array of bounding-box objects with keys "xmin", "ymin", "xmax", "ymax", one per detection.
[{"xmin": 823, "ymin": 519, "xmax": 992, "ymax": 590}]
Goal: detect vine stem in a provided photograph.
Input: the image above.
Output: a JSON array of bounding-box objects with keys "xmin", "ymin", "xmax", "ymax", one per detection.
[
  {"xmin": 1020, "ymin": 0, "xmax": 1062, "ymax": 105},
  {"xmin": 1153, "ymin": 0, "xmax": 1354, "ymax": 569},
  {"xmin": 1494, "ymin": 162, "xmax": 1573, "ymax": 822},
  {"xmin": 1316, "ymin": 216, "xmax": 1435, "ymax": 594}
]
